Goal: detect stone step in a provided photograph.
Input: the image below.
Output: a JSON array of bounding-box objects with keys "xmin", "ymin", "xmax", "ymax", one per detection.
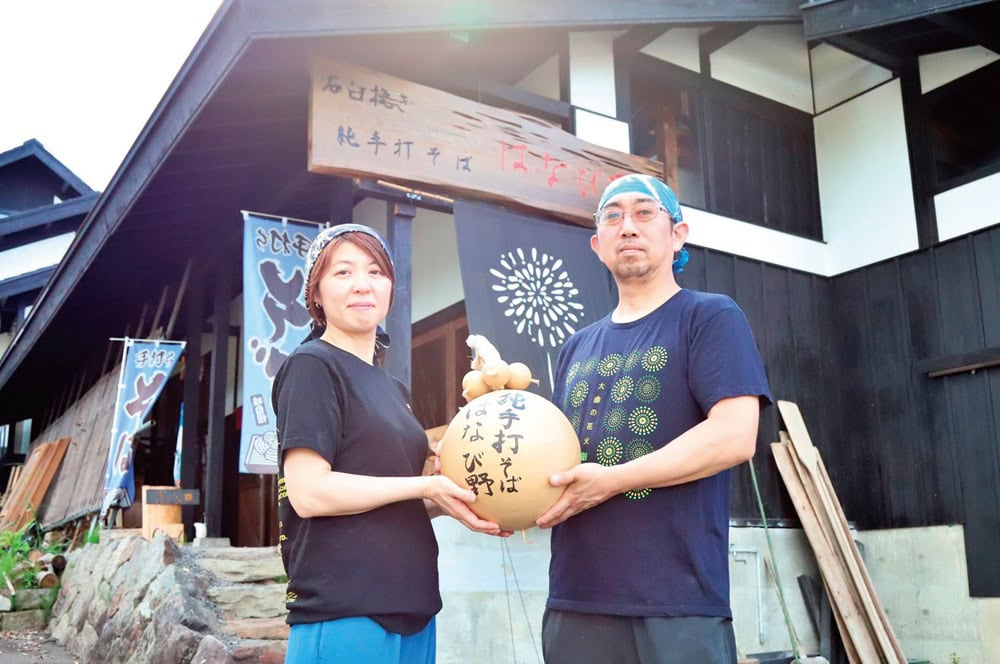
[
  {"xmin": 189, "ymin": 546, "xmax": 279, "ymax": 562},
  {"xmin": 230, "ymin": 638, "xmax": 287, "ymax": 663},
  {"xmin": 220, "ymin": 615, "xmax": 290, "ymax": 640},
  {"xmin": 195, "ymin": 555, "xmax": 285, "ymax": 583},
  {"xmin": 207, "ymin": 583, "xmax": 288, "ymax": 621}
]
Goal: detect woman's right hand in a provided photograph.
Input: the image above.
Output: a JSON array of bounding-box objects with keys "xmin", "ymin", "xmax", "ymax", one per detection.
[{"xmin": 423, "ymin": 475, "xmax": 509, "ymax": 536}]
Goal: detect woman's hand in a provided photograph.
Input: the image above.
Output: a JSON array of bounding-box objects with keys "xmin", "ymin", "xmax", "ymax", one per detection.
[{"xmin": 423, "ymin": 475, "xmax": 510, "ymax": 536}]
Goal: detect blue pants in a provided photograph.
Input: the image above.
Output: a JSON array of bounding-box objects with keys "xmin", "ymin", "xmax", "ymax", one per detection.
[{"xmin": 285, "ymin": 616, "xmax": 436, "ymax": 664}]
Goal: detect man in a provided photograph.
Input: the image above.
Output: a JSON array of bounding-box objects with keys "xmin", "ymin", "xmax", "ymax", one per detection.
[{"xmin": 537, "ymin": 174, "xmax": 772, "ymax": 663}]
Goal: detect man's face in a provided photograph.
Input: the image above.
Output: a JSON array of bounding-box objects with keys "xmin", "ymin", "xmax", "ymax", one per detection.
[{"xmin": 590, "ymin": 192, "xmax": 687, "ymax": 284}]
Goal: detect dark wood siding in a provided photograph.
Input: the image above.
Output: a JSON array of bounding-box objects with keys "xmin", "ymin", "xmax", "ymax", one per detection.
[
  {"xmin": 687, "ymin": 224, "xmax": 1000, "ymax": 595},
  {"xmin": 627, "ymin": 53, "xmax": 822, "ymax": 240}
]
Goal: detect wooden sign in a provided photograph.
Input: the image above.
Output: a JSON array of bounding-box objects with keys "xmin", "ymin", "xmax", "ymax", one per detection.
[{"xmin": 308, "ymin": 58, "xmax": 663, "ymax": 224}]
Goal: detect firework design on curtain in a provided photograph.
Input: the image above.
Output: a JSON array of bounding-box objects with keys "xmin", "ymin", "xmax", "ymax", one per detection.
[{"xmin": 490, "ymin": 247, "xmax": 585, "ymax": 388}]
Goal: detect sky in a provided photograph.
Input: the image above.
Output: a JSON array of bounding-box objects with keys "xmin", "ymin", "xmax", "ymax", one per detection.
[{"xmin": 1, "ymin": 1, "xmax": 224, "ymax": 192}]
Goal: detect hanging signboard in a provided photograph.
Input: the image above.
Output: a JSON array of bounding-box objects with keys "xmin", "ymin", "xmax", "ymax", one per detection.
[
  {"xmin": 102, "ymin": 338, "xmax": 185, "ymax": 516},
  {"xmin": 239, "ymin": 212, "xmax": 321, "ymax": 474},
  {"xmin": 308, "ymin": 57, "xmax": 662, "ymax": 224}
]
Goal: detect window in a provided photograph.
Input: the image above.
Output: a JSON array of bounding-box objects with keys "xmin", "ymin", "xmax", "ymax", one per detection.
[{"xmin": 629, "ymin": 55, "xmax": 822, "ymax": 240}]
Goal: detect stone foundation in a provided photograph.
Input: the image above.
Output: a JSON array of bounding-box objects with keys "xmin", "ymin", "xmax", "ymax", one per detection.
[{"xmin": 48, "ymin": 531, "xmax": 287, "ymax": 664}]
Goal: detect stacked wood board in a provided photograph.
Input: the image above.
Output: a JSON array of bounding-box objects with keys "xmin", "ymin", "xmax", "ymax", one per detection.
[
  {"xmin": 0, "ymin": 437, "xmax": 71, "ymax": 532},
  {"xmin": 772, "ymin": 400, "xmax": 905, "ymax": 664}
]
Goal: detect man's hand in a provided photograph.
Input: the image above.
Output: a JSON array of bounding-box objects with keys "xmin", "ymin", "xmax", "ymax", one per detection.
[{"xmin": 535, "ymin": 463, "xmax": 622, "ymax": 529}]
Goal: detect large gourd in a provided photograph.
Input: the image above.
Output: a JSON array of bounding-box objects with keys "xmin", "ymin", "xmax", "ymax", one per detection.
[{"xmin": 439, "ymin": 336, "xmax": 580, "ymax": 530}]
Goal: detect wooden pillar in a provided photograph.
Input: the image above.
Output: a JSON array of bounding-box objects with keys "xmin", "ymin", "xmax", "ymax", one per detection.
[
  {"xmin": 204, "ymin": 256, "xmax": 232, "ymax": 537},
  {"xmin": 385, "ymin": 203, "xmax": 415, "ymax": 389},
  {"xmin": 329, "ymin": 176, "xmax": 356, "ymax": 225},
  {"xmin": 180, "ymin": 271, "xmax": 204, "ymax": 542},
  {"xmin": 899, "ymin": 62, "xmax": 938, "ymax": 249}
]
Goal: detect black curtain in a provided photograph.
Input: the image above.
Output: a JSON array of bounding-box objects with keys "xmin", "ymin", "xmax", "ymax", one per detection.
[{"xmin": 454, "ymin": 200, "xmax": 616, "ymax": 398}]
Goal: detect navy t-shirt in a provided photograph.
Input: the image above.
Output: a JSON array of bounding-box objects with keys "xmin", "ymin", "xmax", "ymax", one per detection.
[
  {"xmin": 548, "ymin": 289, "xmax": 771, "ymax": 618},
  {"xmin": 273, "ymin": 339, "xmax": 441, "ymax": 634}
]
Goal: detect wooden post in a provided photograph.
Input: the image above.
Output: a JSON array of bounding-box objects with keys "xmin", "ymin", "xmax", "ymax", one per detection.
[
  {"xmin": 204, "ymin": 254, "xmax": 232, "ymax": 538},
  {"xmin": 181, "ymin": 271, "xmax": 204, "ymax": 542},
  {"xmin": 385, "ymin": 202, "xmax": 415, "ymax": 390}
]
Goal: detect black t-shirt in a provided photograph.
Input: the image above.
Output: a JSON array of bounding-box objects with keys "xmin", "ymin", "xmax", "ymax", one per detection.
[{"xmin": 273, "ymin": 339, "xmax": 441, "ymax": 634}]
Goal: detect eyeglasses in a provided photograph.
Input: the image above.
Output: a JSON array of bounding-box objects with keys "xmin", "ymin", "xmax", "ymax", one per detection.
[{"xmin": 594, "ymin": 204, "xmax": 666, "ymax": 227}]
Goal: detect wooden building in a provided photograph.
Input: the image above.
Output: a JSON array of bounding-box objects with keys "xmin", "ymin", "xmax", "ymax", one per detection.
[
  {"xmin": 0, "ymin": 139, "xmax": 96, "ymax": 470},
  {"xmin": 0, "ymin": 0, "xmax": 997, "ymax": 625}
]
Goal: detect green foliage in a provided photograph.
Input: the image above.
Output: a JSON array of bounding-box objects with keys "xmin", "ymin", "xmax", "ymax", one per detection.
[
  {"xmin": 83, "ymin": 516, "xmax": 100, "ymax": 545},
  {"xmin": 0, "ymin": 518, "xmax": 68, "ymax": 591}
]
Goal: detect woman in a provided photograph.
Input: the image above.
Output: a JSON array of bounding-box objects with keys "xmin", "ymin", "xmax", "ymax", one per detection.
[{"xmin": 273, "ymin": 223, "xmax": 503, "ymax": 663}]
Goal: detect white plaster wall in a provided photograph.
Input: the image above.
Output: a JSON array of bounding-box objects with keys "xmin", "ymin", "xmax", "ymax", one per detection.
[
  {"xmin": 353, "ymin": 197, "xmax": 464, "ymax": 324},
  {"xmin": 411, "ymin": 208, "xmax": 464, "ymax": 322},
  {"xmin": 935, "ymin": 171, "xmax": 1000, "ymax": 241},
  {"xmin": 813, "ymin": 79, "xmax": 919, "ymax": 274},
  {"xmin": 682, "ymin": 207, "xmax": 830, "ymax": 275},
  {"xmin": 810, "ymin": 43, "xmax": 892, "ymax": 113},
  {"xmin": 568, "ymin": 31, "xmax": 619, "ymax": 117},
  {"xmin": 711, "ymin": 24, "xmax": 813, "ymax": 113},
  {"xmin": 516, "ymin": 54, "xmax": 560, "ymax": 101},
  {"xmin": 920, "ymin": 45, "xmax": 1000, "ymax": 93},
  {"xmin": 0, "ymin": 231, "xmax": 75, "ymax": 280},
  {"xmin": 640, "ymin": 27, "xmax": 702, "ymax": 73},
  {"xmin": 573, "ymin": 107, "xmax": 630, "ymax": 153}
]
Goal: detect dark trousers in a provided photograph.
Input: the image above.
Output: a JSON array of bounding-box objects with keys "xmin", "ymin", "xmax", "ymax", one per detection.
[{"xmin": 542, "ymin": 609, "xmax": 737, "ymax": 664}]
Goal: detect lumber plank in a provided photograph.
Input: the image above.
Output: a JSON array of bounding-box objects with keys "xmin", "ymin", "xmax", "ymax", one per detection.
[
  {"xmin": 0, "ymin": 437, "xmax": 72, "ymax": 531},
  {"xmin": 778, "ymin": 401, "xmax": 905, "ymax": 663},
  {"xmin": 771, "ymin": 442, "xmax": 877, "ymax": 663},
  {"xmin": 817, "ymin": 455, "xmax": 907, "ymax": 662}
]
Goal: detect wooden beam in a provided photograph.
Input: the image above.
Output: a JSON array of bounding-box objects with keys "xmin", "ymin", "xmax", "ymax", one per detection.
[
  {"xmin": 917, "ymin": 345, "xmax": 1000, "ymax": 377},
  {"xmin": 823, "ymin": 35, "xmax": 904, "ymax": 72},
  {"xmin": 802, "ymin": 0, "xmax": 994, "ymax": 40},
  {"xmin": 180, "ymin": 270, "xmax": 205, "ymax": 542},
  {"xmin": 355, "ymin": 178, "xmax": 454, "ymax": 214},
  {"xmin": 613, "ymin": 25, "xmax": 669, "ymax": 59},
  {"xmin": 898, "ymin": 62, "xmax": 939, "ymax": 248},
  {"xmin": 926, "ymin": 12, "xmax": 1000, "ymax": 58},
  {"xmin": 204, "ymin": 254, "xmax": 232, "ymax": 538},
  {"xmin": 699, "ymin": 24, "xmax": 754, "ymax": 76},
  {"xmin": 245, "ymin": 0, "xmax": 802, "ymax": 36},
  {"xmin": 385, "ymin": 203, "xmax": 415, "ymax": 390}
]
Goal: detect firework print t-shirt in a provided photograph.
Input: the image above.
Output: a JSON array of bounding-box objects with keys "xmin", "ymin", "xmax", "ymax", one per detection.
[{"xmin": 547, "ymin": 288, "xmax": 771, "ymax": 618}]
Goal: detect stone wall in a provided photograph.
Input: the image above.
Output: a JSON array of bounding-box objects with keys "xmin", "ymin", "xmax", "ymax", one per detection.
[{"xmin": 48, "ymin": 531, "xmax": 287, "ymax": 664}]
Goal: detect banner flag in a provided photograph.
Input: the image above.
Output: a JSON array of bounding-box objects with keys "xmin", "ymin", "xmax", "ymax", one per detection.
[
  {"xmin": 454, "ymin": 200, "xmax": 616, "ymax": 398},
  {"xmin": 173, "ymin": 403, "xmax": 183, "ymax": 487},
  {"xmin": 101, "ymin": 338, "xmax": 185, "ymax": 516},
  {"xmin": 240, "ymin": 212, "xmax": 321, "ymax": 473}
]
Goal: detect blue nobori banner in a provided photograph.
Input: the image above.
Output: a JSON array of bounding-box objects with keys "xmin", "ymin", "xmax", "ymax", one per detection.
[
  {"xmin": 102, "ymin": 338, "xmax": 185, "ymax": 516},
  {"xmin": 240, "ymin": 212, "xmax": 322, "ymax": 473}
]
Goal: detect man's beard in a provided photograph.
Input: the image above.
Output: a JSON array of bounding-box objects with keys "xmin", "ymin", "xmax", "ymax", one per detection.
[{"xmin": 610, "ymin": 258, "xmax": 655, "ymax": 282}]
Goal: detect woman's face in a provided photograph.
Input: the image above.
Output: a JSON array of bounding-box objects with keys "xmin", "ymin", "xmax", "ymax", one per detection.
[{"xmin": 313, "ymin": 239, "xmax": 392, "ymax": 337}]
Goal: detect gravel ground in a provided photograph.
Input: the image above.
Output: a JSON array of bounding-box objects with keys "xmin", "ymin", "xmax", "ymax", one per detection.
[{"xmin": 0, "ymin": 629, "xmax": 77, "ymax": 663}]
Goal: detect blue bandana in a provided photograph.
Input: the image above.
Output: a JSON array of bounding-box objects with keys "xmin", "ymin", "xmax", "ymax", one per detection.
[
  {"xmin": 596, "ymin": 174, "xmax": 688, "ymax": 273},
  {"xmin": 597, "ymin": 174, "xmax": 683, "ymax": 223}
]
